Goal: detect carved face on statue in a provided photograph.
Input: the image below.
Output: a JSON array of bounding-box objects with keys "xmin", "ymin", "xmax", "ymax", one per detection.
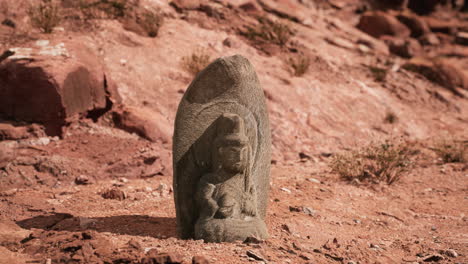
[
  {"xmin": 212, "ymin": 113, "xmax": 251, "ymax": 176},
  {"xmin": 218, "ymin": 137, "xmax": 249, "ymax": 174}
]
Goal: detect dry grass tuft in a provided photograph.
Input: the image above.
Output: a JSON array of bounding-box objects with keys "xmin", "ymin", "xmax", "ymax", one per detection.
[
  {"xmin": 287, "ymin": 55, "xmax": 310, "ymax": 77},
  {"xmin": 137, "ymin": 9, "xmax": 163, "ymax": 38},
  {"xmin": 384, "ymin": 111, "xmax": 398, "ymax": 124},
  {"xmin": 433, "ymin": 139, "xmax": 467, "ymax": 163},
  {"xmin": 243, "ymin": 17, "xmax": 295, "ymax": 47},
  {"xmin": 368, "ymin": 65, "xmax": 388, "ymax": 82},
  {"xmin": 28, "ymin": 0, "xmax": 61, "ymax": 34},
  {"xmin": 78, "ymin": 0, "xmax": 138, "ymax": 20},
  {"xmin": 330, "ymin": 140, "xmax": 414, "ymax": 185},
  {"xmin": 181, "ymin": 49, "xmax": 212, "ymax": 76}
]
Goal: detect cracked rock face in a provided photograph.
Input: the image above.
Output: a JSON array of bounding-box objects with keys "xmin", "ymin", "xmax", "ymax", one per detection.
[{"xmin": 0, "ymin": 41, "xmax": 119, "ymax": 136}]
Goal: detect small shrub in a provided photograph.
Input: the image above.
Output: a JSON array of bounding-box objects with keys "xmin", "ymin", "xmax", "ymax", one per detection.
[
  {"xmin": 384, "ymin": 111, "xmax": 398, "ymax": 124},
  {"xmin": 433, "ymin": 139, "xmax": 467, "ymax": 163},
  {"xmin": 330, "ymin": 140, "xmax": 413, "ymax": 185},
  {"xmin": 181, "ymin": 49, "xmax": 211, "ymax": 76},
  {"xmin": 368, "ymin": 66, "xmax": 387, "ymax": 82},
  {"xmin": 137, "ymin": 10, "xmax": 163, "ymax": 38},
  {"xmin": 243, "ymin": 17, "xmax": 295, "ymax": 47},
  {"xmin": 28, "ymin": 0, "xmax": 61, "ymax": 34},
  {"xmin": 287, "ymin": 55, "xmax": 310, "ymax": 77},
  {"xmin": 78, "ymin": 0, "xmax": 137, "ymax": 20}
]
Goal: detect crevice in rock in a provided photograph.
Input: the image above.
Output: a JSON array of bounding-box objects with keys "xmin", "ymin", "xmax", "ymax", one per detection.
[{"xmin": 86, "ymin": 74, "xmax": 114, "ymax": 122}]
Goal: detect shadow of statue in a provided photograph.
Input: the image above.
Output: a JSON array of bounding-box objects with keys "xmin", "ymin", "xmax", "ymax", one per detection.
[{"xmin": 16, "ymin": 213, "xmax": 177, "ymax": 238}]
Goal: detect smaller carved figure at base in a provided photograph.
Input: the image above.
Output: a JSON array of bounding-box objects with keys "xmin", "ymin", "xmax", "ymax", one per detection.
[{"xmin": 194, "ymin": 113, "xmax": 269, "ymax": 242}]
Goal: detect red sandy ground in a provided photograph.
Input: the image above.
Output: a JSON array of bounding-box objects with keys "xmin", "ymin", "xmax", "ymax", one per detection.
[{"xmin": 1, "ymin": 0, "xmax": 468, "ymax": 263}]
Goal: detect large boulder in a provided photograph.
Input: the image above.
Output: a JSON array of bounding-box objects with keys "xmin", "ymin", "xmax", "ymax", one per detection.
[
  {"xmin": 396, "ymin": 14, "xmax": 430, "ymax": 38},
  {"xmin": 0, "ymin": 40, "xmax": 119, "ymax": 136},
  {"xmin": 403, "ymin": 58, "xmax": 468, "ymax": 96},
  {"xmin": 381, "ymin": 36, "xmax": 422, "ymax": 58},
  {"xmin": 357, "ymin": 11, "xmax": 411, "ymax": 38},
  {"xmin": 112, "ymin": 105, "xmax": 172, "ymax": 144}
]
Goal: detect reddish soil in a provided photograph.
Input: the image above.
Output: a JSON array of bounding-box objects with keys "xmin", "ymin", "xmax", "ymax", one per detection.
[{"xmin": 1, "ymin": 0, "xmax": 467, "ymax": 263}]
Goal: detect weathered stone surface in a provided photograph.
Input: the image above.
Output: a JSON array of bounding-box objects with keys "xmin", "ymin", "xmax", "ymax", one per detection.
[
  {"xmin": 192, "ymin": 256, "xmax": 210, "ymax": 264},
  {"xmin": 113, "ymin": 105, "xmax": 172, "ymax": 143},
  {"xmin": 238, "ymin": 2, "xmax": 263, "ymax": 15},
  {"xmin": 0, "ymin": 123, "xmax": 44, "ymax": 140},
  {"xmin": 0, "ymin": 142, "xmax": 16, "ymax": 169},
  {"xmin": 257, "ymin": 0, "xmax": 309, "ymax": 23},
  {"xmin": 0, "ymin": 220, "xmax": 31, "ymax": 247},
  {"xmin": 382, "ymin": 36, "xmax": 422, "ymax": 58},
  {"xmin": 419, "ymin": 33, "xmax": 440, "ymax": 46},
  {"xmin": 421, "ymin": 17, "xmax": 458, "ymax": 34},
  {"xmin": 357, "ymin": 11, "xmax": 410, "ymax": 38},
  {"xmin": 403, "ymin": 58, "xmax": 468, "ymax": 96},
  {"xmin": 101, "ymin": 188, "xmax": 126, "ymax": 201},
  {"xmin": 141, "ymin": 250, "xmax": 182, "ymax": 264},
  {"xmin": 171, "ymin": 0, "xmax": 202, "ymax": 10},
  {"xmin": 0, "ymin": 41, "xmax": 119, "ymax": 136},
  {"xmin": 0, "ymin": 123, "xmax": 29, "ymax": 140},
  {"xmin": 396, "ymin": 14, "xmax": 430, "ymax": 38},
  {"xmin": 173, "ymin": 55, "xmax": 271, "ymax": 242}
]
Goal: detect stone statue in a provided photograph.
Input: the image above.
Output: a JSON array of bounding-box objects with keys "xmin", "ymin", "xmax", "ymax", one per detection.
[{"xmin": 173, "ymin": 55, "xmax": 271, "ymax": 242}]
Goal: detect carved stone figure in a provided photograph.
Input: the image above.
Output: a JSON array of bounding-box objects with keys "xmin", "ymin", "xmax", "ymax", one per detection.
[{"xmin": 173, "ymin": 55, "xmax": 271, "ymax": 242}]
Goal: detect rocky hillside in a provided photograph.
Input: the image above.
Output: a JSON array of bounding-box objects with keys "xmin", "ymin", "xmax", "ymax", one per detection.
[{"xmin": 0, "ymin": 0, "xmax": 467, "ymax": 263}]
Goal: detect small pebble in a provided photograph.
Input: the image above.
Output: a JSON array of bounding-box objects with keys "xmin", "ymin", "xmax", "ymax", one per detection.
[
  {"xmin": 444, "ymin": 249, "xmax": 458, "ymax": 258},
  {"xmin": 307, "ymin": 178, "xmax": 321, "ymax": 184}
]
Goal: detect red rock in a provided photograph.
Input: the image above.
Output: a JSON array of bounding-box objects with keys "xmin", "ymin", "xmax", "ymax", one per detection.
[
  {"xmin": 419, "ymin": 33, "xmax": 440, "ymax": 45},
  {"xmin": 238, "ymin": 2, "xmax": 262, "ymax": 14},
  {"xmin": 381, "ymin": 36, "xmax": 422, "ymax": 58},
  {"xmin": 356, "ymin": 38, "xmax": 390, "ymax": 55},
  {"xmin": 101, "ymin": 188, "xmax": 126, "ymax": 201},
  {"xmin": 0, "ymin": 123, "xmax": 29, "ymax": 140},
  {"xmin": 434, "ymin": 60, "xmax": 468, "ymax": 91},
  {"xmin": 421, "ymin": 17, "xmax": 458, "ymax": 34},
  {"xmin": 257, "ymin": 0, "xmax": 308, "ymax": 23},
  {"xmin": 112, "ymin": 105, "xmax": 172, "ymax": 144},
  {"xmin": 0, "ymin": 143, "xmax": 16, "ymax": 169},
  {"xmin": 396, "ymin": 14, "xmax": 430, "ymax": 38},
  {"xmin": 192, "ymin": 256, "xmax": 210, "ymax": 264},
  {"xmin": 357, "ymin": 11, "xmax": 410, "ymax": 38},
  {"xmin": 403, "ymin": 58, "xmax": 468, "ymax": 95},
  {"xmin": 171, "ymin": 0, "xmax": 201, "ymax": 10},
  {"xmin": 0, "ymin": 41, "xmax": 119, "ymax": 136},
  {"xmin": 222, "ymin": 37, "xmax": 240, "ymax": 48},
  {"xmin": 141, "ymin": 250, "xmax": 182, "ymax": 264},
  {"xmin": 75, "ymin": 175, "xmax": 92, "ymax": 185}
]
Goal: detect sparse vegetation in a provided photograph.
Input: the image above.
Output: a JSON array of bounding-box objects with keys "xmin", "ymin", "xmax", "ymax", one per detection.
[
  {"xmin": 243, "ymin": 17, "xmax": 295, "ymax": 47},
  {"xmin": 384, "ymin": 111, "xmax": 398, "ymax": 124},
  {"xmin": 287, "ymin": 55, "xmax": 310, "ymax": 77},
  {"xmin": 330, "ymin": 140, "xmax": 414, "ymax": 185},
  {"xmin": 137, "ymin": 9, "xmax": 163, "ymax": 38},
  {"xmin": 368, "ymin": 65, "xmax": 388, "ymax": 82},
  {"xmin": 181, "ymin": 49, "xmax": 212, "ymax": 76},
  {"xmin": 78, "ymin": 0, "xmax": 138, "ymax": 20},
  {"xmin": 433, "ymin": 139, "xmax": 467, "ymax": 163},
  {"xmin": 28, "ymin": 0, "xmax": 61, "ymax": 34}
]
